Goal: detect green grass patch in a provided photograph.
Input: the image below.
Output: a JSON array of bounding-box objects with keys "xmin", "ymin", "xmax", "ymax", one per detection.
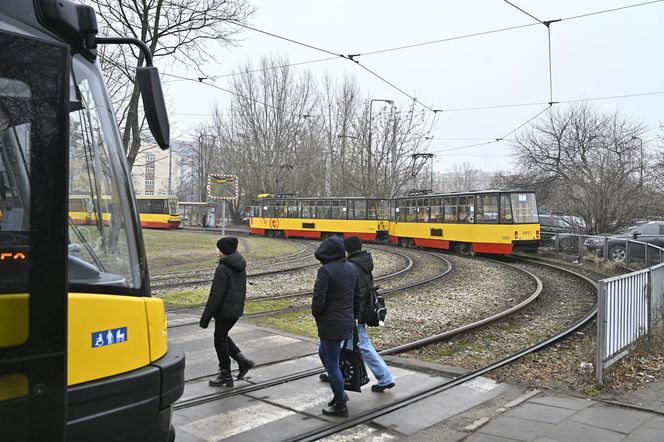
[
  {"xmin": 142, "ymin": 231, "xmax": 303, "ymax": 274},
  {"xmin": 244, "ymin": 299, "xmax": 292, "ymax": 315},
  {"xmin": 159, "ymin": 289, "xmax": 208, "ymax": 306},
  {"xmin": 252, "ymin": 310, "xmax": 318, "ymax": 339}
]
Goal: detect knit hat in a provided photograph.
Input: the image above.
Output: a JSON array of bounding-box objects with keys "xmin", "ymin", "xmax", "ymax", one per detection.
[
  {"xmin": 217, "ymin": 237, "xmax": 238, "ymax": 255},
  {"xmin": 343, "ymin": 236, "xmax": 362, "ymax": 253}
]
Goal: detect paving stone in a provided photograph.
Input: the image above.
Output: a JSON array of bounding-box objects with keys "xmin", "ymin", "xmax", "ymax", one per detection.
[
  {"xmin": 643, "ymin": 414, "xmax": 664, "ymax": 430},
  {"xmin": 569, "ymin": 403, "xmax": 653, "ymax": 433},
  {"xmin": 622, "ymin": 426, "xmax": 664, "ymax": 442},
  {"xmin": 527, "ymin": 394, "xmax": 593, "ymax": 411},
  {"xmin": 540, "ymin": 419, "xmax": 625, "ymax": 442},
  {"xmin": 504, "ymin": 402, "xmax": 577, "ymax": 424},
  {"xmin": 373, "ymin": 377, "xmax": 505, "ymax": 435},
  {"xmin": 466, "ymin": 433, "xmax": 522, "ymax": 442},
  {"xmin": 477, "ymin": 416, "xmax": 554, "ymax": 441}
]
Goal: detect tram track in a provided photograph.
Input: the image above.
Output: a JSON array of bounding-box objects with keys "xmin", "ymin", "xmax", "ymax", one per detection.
[
  {"xmin": 165, "ymin": 249, "xmax": 443, "ymax": 328},
  {"xmin": 172, "ymin": 256, "xmax": 598, "ymax": 442}
]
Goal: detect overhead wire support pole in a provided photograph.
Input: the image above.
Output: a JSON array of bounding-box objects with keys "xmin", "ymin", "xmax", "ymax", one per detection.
[{"xmin": 503, "ymin": 1, "xmax": 560, "ymax": 105}]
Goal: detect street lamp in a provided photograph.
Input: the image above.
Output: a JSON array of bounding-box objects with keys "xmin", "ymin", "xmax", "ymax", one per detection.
[
  {"xmin": 368, "ymin": 99, "xmax": 394, "ymax": 196},
  {"xmin": 632, "ymin": 136, "xmax": 643, "ymax": 187}
]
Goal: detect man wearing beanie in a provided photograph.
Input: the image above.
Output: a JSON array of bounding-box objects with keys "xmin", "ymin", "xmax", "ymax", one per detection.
[
  {"xmin": 200, "ymin": 236, "xmax": 254, "ymax": 387},
  {"xmin": 342, "ymin": 236, "xmax": 395, "ymax": 392}
]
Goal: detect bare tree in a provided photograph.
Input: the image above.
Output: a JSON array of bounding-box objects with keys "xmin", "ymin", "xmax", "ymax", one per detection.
[
  {"xmin": 512, "ymin": 102, "xmax": 654, "ymax": 233},
  {"xmin": 86, "ymin": 0, "xmax": 254, "ymax": 169}
]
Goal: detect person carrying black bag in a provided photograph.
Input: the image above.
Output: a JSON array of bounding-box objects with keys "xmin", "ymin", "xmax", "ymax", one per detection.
[
  {"xmin": 312, "ymin": 237, "xmax": 362, "ymax": 416},
  {"xmin": 343, "ymin": 236, "xmax": 395, "ymax": 392}
]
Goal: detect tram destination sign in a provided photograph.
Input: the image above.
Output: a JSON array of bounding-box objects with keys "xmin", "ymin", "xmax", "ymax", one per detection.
[{"xmin": 208, "ymin": 174, "xmax": 239, "ymax": 201}]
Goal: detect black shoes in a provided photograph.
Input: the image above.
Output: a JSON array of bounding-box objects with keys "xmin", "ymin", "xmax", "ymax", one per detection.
[
  {"xmin": 371, "ymin": 382, "xmax": 395, "ymax": 392},
  {"xmin": 232, "ymin": 353, "xmax": 255, "ymax": 380},
  {"xmin": 319, "ymin": 373, "xmax": 329, "ymax": 382},
  {"xmin": 209, "ymin": 369, "xmax": 234, "ymax": 387},
  {"xmin": 327, "ymin": 393, "xmax": 349, "ymax": 407},
  {"xmin": 322, "ymin": 401, "xmax": 348, "ymax": 417}
]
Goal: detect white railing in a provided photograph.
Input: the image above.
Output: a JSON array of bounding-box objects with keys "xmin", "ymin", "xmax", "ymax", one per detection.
[{"xmin": 595, "ymin": 262, "xmax": 664, "ymax": 385}]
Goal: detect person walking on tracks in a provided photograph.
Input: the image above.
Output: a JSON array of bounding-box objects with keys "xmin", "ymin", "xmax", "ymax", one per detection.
[
  {"xmin": 312, "ymin": 237, "xmax": 362, "ymax": 416},
  {"xmin": 342, "ymin": 236, "xmax": 395, "ymax": 392},
  {"xmin": 199, "ymin": 237, "xmax": 255, "ymax": 387}
]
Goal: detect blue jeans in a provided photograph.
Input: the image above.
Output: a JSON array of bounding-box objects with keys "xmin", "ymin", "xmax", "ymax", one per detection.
[
  {"xmin": 357, "ymin": 324, "xmax": 394, "ymax": 386},
  {"xmin": 319, "ymin": 339, "xmax": 346, "ymax": 403}
]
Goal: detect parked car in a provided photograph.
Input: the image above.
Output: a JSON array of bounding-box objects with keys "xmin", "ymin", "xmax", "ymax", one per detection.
[
  {"xmin": 539, "ymin": 214, "xmax": 585, "ymax": 234},
  {"xmin": 584, "ymin": 221, "xmax": 664, "ymax": 262}
]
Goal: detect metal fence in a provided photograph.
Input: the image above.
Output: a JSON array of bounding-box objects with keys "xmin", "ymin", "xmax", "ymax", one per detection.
[{"xmin": 595, "ymin": 262, "xmax": 664, "ymax": 385}]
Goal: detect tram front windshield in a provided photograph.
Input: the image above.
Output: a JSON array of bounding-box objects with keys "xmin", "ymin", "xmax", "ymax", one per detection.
[{"xmin": 66, "ymin": 55, "xmax": 141, "ymax": 291}]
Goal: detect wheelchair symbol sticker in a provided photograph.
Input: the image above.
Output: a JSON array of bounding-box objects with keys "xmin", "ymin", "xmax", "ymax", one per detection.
[{"xmin": 92, "ymin": 327, "xmax": 128, "ymax": 348}]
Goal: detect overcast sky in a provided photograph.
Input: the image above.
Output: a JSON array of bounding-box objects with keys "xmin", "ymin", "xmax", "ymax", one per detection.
[{"xmin": 161, "ymin": 0, "xmax": 663, "ymax": 173}]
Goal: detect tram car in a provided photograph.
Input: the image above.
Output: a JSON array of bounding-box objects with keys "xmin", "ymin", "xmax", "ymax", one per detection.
[
  {"xmin": 68, "ymin": 195, "xmax": 94, "ymax": 225},
  {"xmin": 250, "ymin": 195, "xmax": 390, "ymax": 241},
  {"xmin": 389, "ymin": 190, "xmax": 540, "ymax": 254},
  {"xmin": 249, "ymin": 190, "xmax": 540, "ymax": 255},
  {"xmin": 136, "ymin": 195, "xmax": 181, "ymax": 229},
  {"xmin": 1, "ymin": 2, "xmax": 184, "ymax": 441}
]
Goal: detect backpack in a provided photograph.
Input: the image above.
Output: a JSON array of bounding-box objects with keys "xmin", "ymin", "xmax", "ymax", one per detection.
[{"xmin": 364, "ymin": 284, "xmax": 387, "ymax": 327}]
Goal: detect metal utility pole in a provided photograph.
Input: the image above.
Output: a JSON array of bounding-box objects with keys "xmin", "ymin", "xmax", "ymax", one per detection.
[
  {"xmin": 632, "ymin": 136, "xmax": 643, "ymax": 187},
  {"xmin": 368, "ymin": 99, "xmax": 393, "ymax": 196}
]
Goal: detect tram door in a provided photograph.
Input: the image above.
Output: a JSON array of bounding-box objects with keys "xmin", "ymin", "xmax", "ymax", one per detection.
[{"xmin": 0, "ymin": 29, "xmax": 69, "ymax": 440}]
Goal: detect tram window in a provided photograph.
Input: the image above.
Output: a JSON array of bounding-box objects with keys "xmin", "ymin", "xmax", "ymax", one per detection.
[
  {"xmin": 500, "ymin": 194, "xmax": 512, "ymax": 223},
  {"xmin": 458, "ymin": 196, "xmax": 474, "ymax": 223},
  {"xmin": 444, "ymin": 196, "xmax": 457, "ymax": 223},
  {"xmin": 417, "ymin": 199, "xmax": 429, "ymax": 222},
  {"xmin": 511, "ymin": 193, "xmax": 538, "ymax": 223},
  {"xmin": 287, "ymin": 200, "xmax": 299, "ymax": 218},
  {"xmin": 430, "ymin": 198, "xmax": 444, "ymax": 223},
  {"xmin": 316, "ymin": 200, "xmax": 330, "ymax": 219},
  {"xmin": 377, "ymin": 199, "xmax": 389, "ymax": 220},
  {"xmin": 367, "ymin": 199, "xmax": 381, "ymax": 220},
  {"xmin": 275, "ymin": 200, "xmax": 287, "ymax": 217},
  {"xmin": 394, "ymin": 199, "xmax": 405, "ymax": 222},
  {"xmin": 476, "ymin": 194, "xmax": 499, "ymax": 224},
  {"xmin": 300, "ymin": 200, "xmax": 314, "ymax": 219},
  {"xmin": 349, "ymin": 200, "xmax": 367, "ymax": 220}
]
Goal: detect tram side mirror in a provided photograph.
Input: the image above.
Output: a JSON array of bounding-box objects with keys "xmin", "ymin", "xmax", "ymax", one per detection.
[{"xmin": 136, "ymin": 66, "xmax": 170, "ymax": 150}]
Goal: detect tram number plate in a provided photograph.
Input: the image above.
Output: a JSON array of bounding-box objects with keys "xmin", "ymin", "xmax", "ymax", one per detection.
[{"xmin": 92, "ymin": 327, "xmax": 128, "ymax": 348}]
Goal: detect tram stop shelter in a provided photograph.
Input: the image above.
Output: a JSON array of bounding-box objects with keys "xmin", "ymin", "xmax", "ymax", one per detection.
[{"xmin": 178, "ymin": 201, "xmax": 218, "ymax": 228}]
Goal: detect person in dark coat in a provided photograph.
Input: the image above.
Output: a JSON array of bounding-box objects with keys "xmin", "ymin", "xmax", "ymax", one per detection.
[
  {"xmin": 312, "ymin": 236, "xmax": 362, "ymax": 417},
  {"xmin": 344, "ymin": 236, "xmax": 395, "ymax": 392},
  {"xmin": 200, "ymin": 237, "xmax": 255, "ymax": 387}
]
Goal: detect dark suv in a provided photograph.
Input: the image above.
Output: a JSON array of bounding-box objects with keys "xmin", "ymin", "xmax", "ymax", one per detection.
[
  {"xmin": 539, "ymin": 214, "xmax": 585, "ymax": 234},
  {"xmin": 584, "ymin": 221, "xmax": 664, "ymax": 262}
]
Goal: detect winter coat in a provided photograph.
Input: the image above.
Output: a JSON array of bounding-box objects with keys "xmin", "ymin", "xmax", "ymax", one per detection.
[
  {"xmin": 311, "ymin": 237, "xmax": 362, "ymax": 340},
  {"xmin": 200, "ymin": 251, "xmax": 247, "ymax": 327},
  {"xmin": 347, "ymin": 250, "xmax": 374, "ymax": 325}
]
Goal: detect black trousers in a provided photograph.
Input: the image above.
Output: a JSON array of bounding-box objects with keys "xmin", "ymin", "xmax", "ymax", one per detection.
[{"xmin": 214, "ymin": 317, "xmax": 241, "ymax": 370}]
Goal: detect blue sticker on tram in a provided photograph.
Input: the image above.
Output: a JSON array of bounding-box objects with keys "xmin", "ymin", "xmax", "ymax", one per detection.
[{"xmin": 92, "ymin": 327, "xmax": 128, "ymax": 348}]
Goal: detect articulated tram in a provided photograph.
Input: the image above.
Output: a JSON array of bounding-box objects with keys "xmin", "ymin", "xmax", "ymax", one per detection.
[
  {"xmin": 250, "ymin": 190, "xmax": 540, "ymax": 255},
  {"xmin": 1, "ymin": 2, "xmax": 184, "ymax": 441}
]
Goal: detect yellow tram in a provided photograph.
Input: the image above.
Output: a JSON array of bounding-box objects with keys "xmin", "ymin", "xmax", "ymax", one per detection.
[
  {"xmin": 250, "ymin": 196, "xmax": 390, "ymax": 241},
  {"xmin": 136, "ymin": 195, "xmax": 181, "ymax": 229},
  {"xmin": 1, "ymin": 1, "xmax": 184, "ymax": 441},
  {"xmin": 249, "ymin": 190, "xmax": 540, "ymax": 255}
]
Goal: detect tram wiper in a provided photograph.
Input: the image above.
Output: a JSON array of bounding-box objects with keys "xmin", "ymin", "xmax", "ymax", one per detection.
[{"xmin": 68, "ymin": 216, "xmax": 106, "ymax": 272}]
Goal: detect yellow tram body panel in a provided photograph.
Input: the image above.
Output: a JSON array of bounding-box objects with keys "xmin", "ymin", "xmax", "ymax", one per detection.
[
  {"xmin": 138, "ymin": 213, "xmax": 181, "ymax": 229},
  {"xmin": 0, "ymin": 293, "xmax": 29, "ymax": 348},
  {"xmin": 68, "ymin": 293, "xmax": 168, "ymax": 386},
  {"xmin": 389, "ymin": 221, "xmax": 540, "ymax": 253},
  {"xmin": 250, "ymin": 216, "xmax": 388, "ymax": 240}
]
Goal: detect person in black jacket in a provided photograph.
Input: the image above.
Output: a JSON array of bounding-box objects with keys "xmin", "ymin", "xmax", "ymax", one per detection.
[
  {"xmin": 200, "ymin": 237, "xmax": 255, "ymax": 387},
  {"xmin": 312, "ymin": 236, "xmax": 362, "ymax": 417},
  {"xmin": 344, "ymin": 236, "xmax": 395, "ymax": 392}
]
